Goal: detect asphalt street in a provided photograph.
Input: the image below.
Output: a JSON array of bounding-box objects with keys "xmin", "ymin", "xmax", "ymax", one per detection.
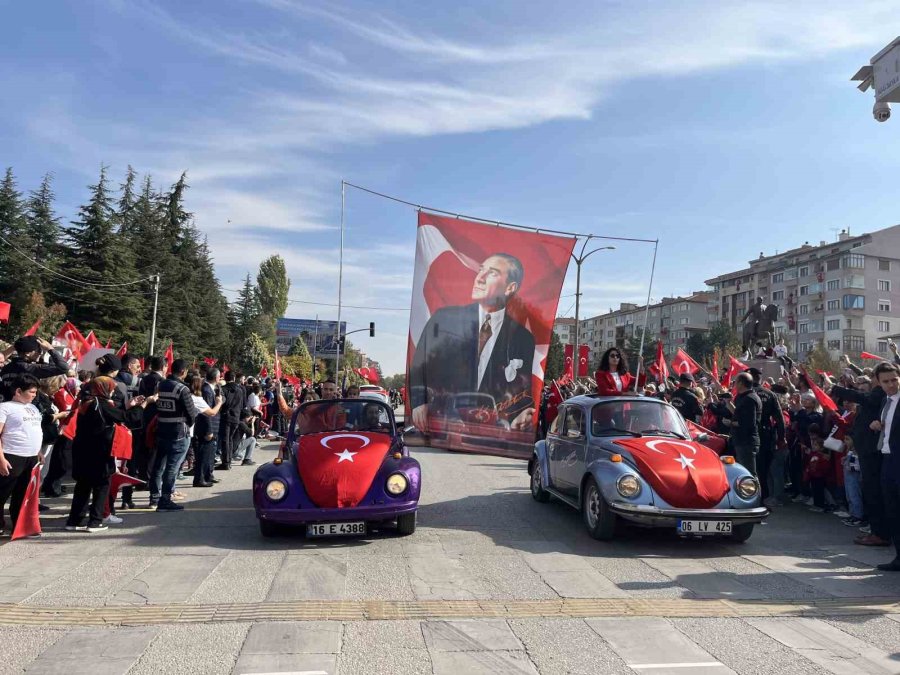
[{"xmin": 2, "ymin": 423, "xmax": 900, "ymax": 674}]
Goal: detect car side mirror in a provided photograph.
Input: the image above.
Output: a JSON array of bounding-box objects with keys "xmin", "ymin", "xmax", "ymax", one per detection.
[
  {"xmin": 567, "ymin": 428, "xmax": 582, "ymax": 439},
  {"xmin": 694, "ymin": 432, "xmax": 709, "ymax": 442},
  {"xmin": 403, "ymin": 426, "xmax": 417, "ymax": 435}
]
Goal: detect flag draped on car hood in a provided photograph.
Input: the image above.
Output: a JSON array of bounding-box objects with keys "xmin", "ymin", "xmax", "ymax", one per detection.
[
  {"xmin": 614, "ymin": 437, "xmax": 729, "ymax": 509},
  {"xmin": 297, "ymin": 432, "xmax": 390, "ymax": 508}
]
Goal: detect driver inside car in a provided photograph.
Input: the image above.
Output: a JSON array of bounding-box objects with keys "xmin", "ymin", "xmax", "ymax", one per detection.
[{"xmin": 358, "ymin": 402, "xmax": 388, "ymax": 431}]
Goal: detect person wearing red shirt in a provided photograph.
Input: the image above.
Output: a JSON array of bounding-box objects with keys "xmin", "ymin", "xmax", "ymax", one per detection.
[{"xmin": 594, "ymin": 348, "xmax": 644, "ymax": 396}]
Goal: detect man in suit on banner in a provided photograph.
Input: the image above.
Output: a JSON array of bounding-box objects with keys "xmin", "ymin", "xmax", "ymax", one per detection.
[{"xmin": 409, "ymin": 253, "xmax": 535, "ymax": 432}]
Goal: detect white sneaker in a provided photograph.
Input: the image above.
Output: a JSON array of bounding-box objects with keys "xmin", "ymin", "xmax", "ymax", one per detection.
[
  {"xmin": 103, "ymin": 514, "xmax": 123, "ymax": 525},
  {"xmin": 832, "ymin": 510, "xmax": 851, "ymax": 519},
  {"xmin": 64, "ymin": 525, "xmax": 88, "ymax": 532}
]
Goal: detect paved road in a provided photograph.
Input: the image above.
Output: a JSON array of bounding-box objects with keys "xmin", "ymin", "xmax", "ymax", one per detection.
[{"xmin": 2, "ymin": 439, "xmax": 900, "ymax": 674}]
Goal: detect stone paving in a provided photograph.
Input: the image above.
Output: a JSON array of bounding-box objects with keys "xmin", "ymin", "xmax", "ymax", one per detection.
[{"xmin": 1, "ymin": 440, "xmax": 900, "ymax": 673}]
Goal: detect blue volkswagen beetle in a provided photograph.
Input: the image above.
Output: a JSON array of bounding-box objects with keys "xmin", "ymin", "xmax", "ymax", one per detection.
[
  {"xmin": 528, "ymin": 395, "xmax": 767, "ymax": 542},
  {"xmin": 253, "ymin": 399, "xmax": 421, "ymax": 538}
]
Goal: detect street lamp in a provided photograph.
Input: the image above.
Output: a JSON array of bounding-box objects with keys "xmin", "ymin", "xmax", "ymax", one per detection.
[{"xmin": 571, "ymin": 239, "xmax": 615, "ymax": 379}]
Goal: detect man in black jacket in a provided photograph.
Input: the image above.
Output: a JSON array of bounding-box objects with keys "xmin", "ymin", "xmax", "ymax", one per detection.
[
  {"xmin": 0, "ymin": 336, "xmax": 69, "ymax": 402},
  {"xmin": 149, "ymin": 359, "xmax": 198, "ymax": 511},
  {"xmin": 748, "ymin": 367, "xmax": 785, "ymax": 502},
  {"xmin": 868, "ymin": 362, "xmax": 900, "ymax": 570},
  {"xmin": 831, "ymin": 375, "xmax": 889, "ymax": 546},
  {"xmin": 729, "ymin": 373, "xmax": 761, "ymax": 475},
  {"xmin": 670, "ymin": 373, "xmax": 702, "ymax": 423},
  {"xmin": 219, "ymin": 370, "xmax": 245, "ymax": 469}
]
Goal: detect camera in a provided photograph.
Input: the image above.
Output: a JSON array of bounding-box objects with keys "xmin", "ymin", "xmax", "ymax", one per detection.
[{"xmin": 874, "ymin": 101, "xmax": 891, "ymax": 122}]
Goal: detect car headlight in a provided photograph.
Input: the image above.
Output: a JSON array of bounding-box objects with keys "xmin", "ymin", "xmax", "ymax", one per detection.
[
  {"xmin": 386, "ymin": 473, "xmax": 408, "ymax": 495},
  {"xmin": 265, "ymin": 479, "xmax": 287, "ymax": 501},
  {"xmin": 735, "ymin": 476, "xmax": 759, "ymax": 499},
  {"xmin": 616, "ymin": 474, "xmax": 641, "ymax": 498}
]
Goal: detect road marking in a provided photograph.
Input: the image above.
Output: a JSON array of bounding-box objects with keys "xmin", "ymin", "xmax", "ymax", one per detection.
[
  {"xmin": 630, "ymin": 663, "xmax": 723, "ymax": 670},
  {"xmin": 238, "ymin": 672, "xmax": 328, "ymax": 675},
  {"xmin": 0, "ymin": 596, "xmax": 897, "ymax": 627}
]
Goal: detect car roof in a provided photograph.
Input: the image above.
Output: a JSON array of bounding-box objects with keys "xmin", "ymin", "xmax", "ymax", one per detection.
[{"xmin": 562, "ymin": 394, "xmax": 671, "ymax": 409}]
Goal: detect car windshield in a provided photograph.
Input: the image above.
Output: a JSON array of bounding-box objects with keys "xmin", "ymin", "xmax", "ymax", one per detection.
[
  {"xmin": 591, "ymin": 400, "xmax": 688, "ymax": 438},
  {"xmin": 293, "ymin": 400, "xmax": 394, "ymax": 436}
]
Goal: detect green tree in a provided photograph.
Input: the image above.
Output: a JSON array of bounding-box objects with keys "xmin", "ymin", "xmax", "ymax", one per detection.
[
  {"xmin": 0, "ymin": 168, "xmax": 38, "ymax": 337},
  {"xmin": 282, "ymin": 336, "xmax": 312, "ymax": 378},
  {"xmin": 65, "ymin": 166, "xmax": 147, "ymax": 342},
  {"xmin": 624, "ymin": 333, "xmax": 656, "ymax": 372},
  {"xmin": 238, "ymin": 332, "xmax": 271, "ymax": 374},
  {"xmin": 229, "ymin": 274, "xmax": 259, "ymax": 356},
  {"xmin": 17, "ymin": 291, "xmax": 67, "ymax": 339},
  {"xmin": 117, "ymin": 165, "xmax": 138, "ymax": 236},
  {"xmin": 805, "ymin": 340, "xmax": 841, "ymax": 376},
  {"xmin": 256, "ymin": 254, "xmax": 290, "ymax": 319},
  {"xmin": 25, "ymin": 173, "xmax": 62, "ymax": 294},
  {"xmin": 545, "ymin": 331, "xmax": 565, "ymax": 380}
]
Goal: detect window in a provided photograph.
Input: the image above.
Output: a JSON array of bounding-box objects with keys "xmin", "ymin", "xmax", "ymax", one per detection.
[
  {"xmin": 799, "ymin": 285, "xmax": 809, "ymax": 296},
  {"xmin": 844, "ymin": 335, "xmax": 865, "ymax": 352},
  {"xmin": 879, "ymin": 341, "xmax": 890, "ymax": 353},
  {"xmin": 799, "ymin": 304, "xmax": 809, "ymax": 316},
  {"xmin": 548, "ymin": 411, "xmax": 562, "ymax": 436},
  {"xmin": 827, "ymin": 340, "xmax": 841, "ymax": 350},
  {"xmin": 826, "ymin": 319, "xmax": 841, "ymax": 330},
  {"xmin": 563, "ymin": 407, "xmax": 584, "ymax": 439},
  {"xmin": 843, "ymin": 275, "xmax": 865, "ymax": 289},
  {"xmin": 843, "ymin": 253, "xmax": 865, "ymax": 269},
  {"xmin": 799, "ymin": 322, "xmax": 809, "ymax": 334},
  {"xmin": 879, "ymin": 300, "xmax": 892, "ymax": 312},
  {"xmin": 826, "ymin": 279, "xmax": 840, "ymax": 291},
  {"xmin": 650, "ymin": 309, "xmax": 657, "ymax": 317},
  {"xmin": 827, "ymin": 299, "xmax": 840, "ymax": 311},
  {"xmin": 799, "ymin": 266, "xmax": 809, "ymax": 277},
  {"xmin": 607, "ymin": 330, "xmax": 614, "ymax": 337},
  {"xmin": 843, "ymin": 294, "xmax": 865, "ymax": 309},
  {"xmin": 799, "ymin": 342, "xmax": 809, "ymax": 353},
  {"xmin": 879, "ymin": 259, "xmax": 891, "ymax": 271},
  {"xmin": 879, "ymin": 279, "xmax": 891, "ymax": 292},
  {"xmin": 879, "ymin": 321, "xmax": 891, "ymax": 332},
  {"xmin": 772, "ymin": 290, "xmax": 784, "ymax": 301},
  {"xmin": 827, "ymin": 259, "xmax": 840, "ymax": 271},
  {"xmin": 679, "ymin": 303, "xmax": 689, "ymax": 312},
  {"xmin": 679, "ymin": 317, "xmax": 689, "ymax": 325},
  {"xmin": 772, "ymin": 272, "xmax": 784, "ymax": 283}
]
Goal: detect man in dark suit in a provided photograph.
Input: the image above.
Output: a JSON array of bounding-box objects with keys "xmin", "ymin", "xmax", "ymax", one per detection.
[
  {"xmin": 409, "ymin": 253, "xmax": 535, "ymax": 432},
  {"xmin": 870, "ymin": 361, "xmax": 900, "ymax": 571}
]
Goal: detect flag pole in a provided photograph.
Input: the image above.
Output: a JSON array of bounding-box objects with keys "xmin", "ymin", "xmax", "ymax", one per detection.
[
  {"xmin": 634, "ymin": 239, "xmax": 659, "ymax": 392},
  {"xmin": 149, "ymin": 273, "xmax": 160, "ymax": 355},
  {"xmin": 335, "ymin": 181, "xmax": 345, "ymax": 381}
]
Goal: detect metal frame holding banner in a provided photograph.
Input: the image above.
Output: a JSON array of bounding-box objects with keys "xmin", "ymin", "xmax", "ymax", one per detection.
[
  {"xmin": 406, "ymin": 212, "xmax": 576, "ymax": 458},
  {"xmin": 276, "ymin": 318, "xmax": 346, "ymax": 358}
]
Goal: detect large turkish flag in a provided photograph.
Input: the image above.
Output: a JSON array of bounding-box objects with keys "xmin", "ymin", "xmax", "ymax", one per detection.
[
  {"xmin": 614, "ymin": 437, "xmax": 729, "ymax": 509},
  {"xmin": 297, "ymin": 432, "xmax": 389, "ymax": 508}
]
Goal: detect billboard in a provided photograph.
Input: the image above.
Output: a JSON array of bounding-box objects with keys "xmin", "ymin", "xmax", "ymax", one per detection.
[
  {"xmin": 276, "ymin": 318, "xmax": 346, "ymax": 357},
  {"xmin": 407, "ymin": 212, "xmax": 575, "ymax": 458}
]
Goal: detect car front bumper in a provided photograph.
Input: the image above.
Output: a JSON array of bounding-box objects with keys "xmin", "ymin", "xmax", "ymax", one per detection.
[
  {"xmin": 609, "ymin": 502, "xmax": 769, "ymax": 527},
  {"xmin": 256, "ymin": 500, "xmax": 418, "ymax": 526}
]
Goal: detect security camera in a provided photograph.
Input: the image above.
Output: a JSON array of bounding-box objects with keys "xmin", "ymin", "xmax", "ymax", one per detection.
[{"xmin": 874, "ymin": 101, "xmax": 891, "ymax": 122}]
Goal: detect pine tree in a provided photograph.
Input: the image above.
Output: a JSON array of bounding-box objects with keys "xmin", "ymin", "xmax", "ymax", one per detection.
[
  {"xmin": 229, "ymin": 273, "xmax": 259, "ymax": 354},
  {"xmin": 257, "ymin": 254, "xmax": 290, "ymax": 319},
  {"xmin": 65, "ymin": 166, "xmax": 147, "ymax": 341},
  {"xmin": 545, "ymin": 331, "xmax": 565, "ymax": 380},
  {"xmin": 0, "ymin": 168, "xmax": 39, "ymax": 337},
  {"xmin": 117, "ymin": 165, "xmax": 138, "ymax": 236}
]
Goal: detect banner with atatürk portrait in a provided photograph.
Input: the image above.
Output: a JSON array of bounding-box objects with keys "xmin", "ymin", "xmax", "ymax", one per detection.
[{"xmin": 406, "ymin": 212, "xmax": 575, "ymax": 458}]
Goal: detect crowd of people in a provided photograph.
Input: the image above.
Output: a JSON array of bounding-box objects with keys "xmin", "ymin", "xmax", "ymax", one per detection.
[
  {"xmin": 0, "ymin": 333, "xmax": 332, "ymax": 536},
  {"xmin": 540, "ymin": 343, "xmax": 900, "ymax": 571}
]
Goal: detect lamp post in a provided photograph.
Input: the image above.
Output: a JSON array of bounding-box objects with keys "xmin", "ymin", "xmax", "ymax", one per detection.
[{"xmin": 571, "ymin": 240, "xmax": 615, "ymax": 378}]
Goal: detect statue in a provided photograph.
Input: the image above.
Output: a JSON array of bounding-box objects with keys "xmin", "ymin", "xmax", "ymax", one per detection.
[{"xmin": 741, "ymin": 296, "xmax": 778, "ymax": 353}]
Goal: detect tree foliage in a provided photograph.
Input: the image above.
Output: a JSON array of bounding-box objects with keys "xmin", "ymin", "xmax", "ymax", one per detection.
[
  {"xmin": 545, "ymin": 331, "xmax": 565, "ymax": 381},
  {"xmin": 256, "ymin": 255, "xmax": 290, "ymax": 320},
  {"xmin": 237, "ymin": 333, "xmax": 271, "ymax": 375}
]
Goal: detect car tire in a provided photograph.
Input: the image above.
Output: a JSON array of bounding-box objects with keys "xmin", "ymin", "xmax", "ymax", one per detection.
[
  {"xmin": 397, "ymin": 512, "xmax": 417, "ymax": 536},
  {"xmin": 259, "ymin": 519, "xmax": 284, "ymax": 538},
  {"xmin": 730, "ymin": 523, "xmax": 754, "ymax": 543},
  {"xmin": 582, "ymin": 477, "xmax": 616, "ymax": 541},
  {"xmin": 530, "ymin": 458, "xmax": 551, "ymax": 503}
]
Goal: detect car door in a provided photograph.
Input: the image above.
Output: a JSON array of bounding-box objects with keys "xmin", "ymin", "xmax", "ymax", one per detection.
[
  {"xmin": 556, "ymin": 406, "xmax": 587, "ymax": 497},
  {"xmin": 545, "ymin": 407, "xmax": 565, "ymax": 488}
]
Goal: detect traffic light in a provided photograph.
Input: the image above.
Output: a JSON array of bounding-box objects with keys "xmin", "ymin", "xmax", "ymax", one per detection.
[{"xmin": 369, "ymin": 322, "xmax": 375, "ymax": 337}]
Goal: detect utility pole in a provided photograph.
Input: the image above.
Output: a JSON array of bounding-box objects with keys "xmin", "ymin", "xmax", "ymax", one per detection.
[
  {"xmin": 149, "ymin": 273, "xmax": 160, "ymax": 355},
  {"xmin": 335, "ymin": 181, "xmax": 346, "ymax": 379}
]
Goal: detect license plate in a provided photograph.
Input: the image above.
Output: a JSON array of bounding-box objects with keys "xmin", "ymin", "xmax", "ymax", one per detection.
[
  {"xmin": 307, "ymin": 522, "xmax": 366, "ymax": 537},
  {"xmin": 677, "ymin": 519, "xmax": 732, "ymax": 535}
]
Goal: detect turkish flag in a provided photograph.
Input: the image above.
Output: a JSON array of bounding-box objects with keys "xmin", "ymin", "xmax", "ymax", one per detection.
[
  {"xmin": 670, "ymin": 348, "xmax": 701, "ymax": 376},
  {"xmin": 546, "ymin": 380, "xmax": 563, "ymax": 426},
  {"xmin": 55, "ymin": 321, "xmax": 89, "ymax": 358},
  {"xmin": 24, "ymin": 319, "xmax": 41, "ymax": 336},
  {"xmin": 60, "ymin": 409, "xmax": 79, "ymax": 440},
  {"xmin": 0, "ymin": 301, "xmax": 10, "ymax": 323},
  {"xmin": 85, "ymin": 331, "xmax": 101, "ymax": 349},
  {"xmin": 274, "ymin": 351, "xmax": 282, "ymax": 380},
  {"xmin": 104, "ymin": 339, "xmax": 112, "ymax": 349},
  {"xmin": 800, "ymin": 366, "xmax": 838, "ymax": 413},
  {"xmin": 648, "ymin": 340, "xmax": 669, "ymax": 382},
  {"xmin": 578, "ymin": 345, "xmax": 590, "ymax": 377},
  {"xmin": 116, "ymin": 342, "xmax": 128, "ymax": 357},
  {"xmin": 297, "ymin": 432, "xmax": 390, "ymax": 508},
  {"xmin": 203, "ymin": 357, "xmax": 217, "ymax": 367},
  {"xmin": 711, "ymin": 348, "xmax": 720, "ymax": 383},
  {"xmin": 563, "ymin": 344, "xmax": 574, "ymax": 380},
  {"xmin": 685, "ymin": 419, "xmax": 728, "ymax": 455},
  {"xmin": 722, "ymin": 355, "xmax": 748, "ymax": 389},
  {"xmin": 164, "ymin": 342, "xmax": 174, "ymax": 376},
  {"xmin": 11, "ymin": 465, "xmax": 42, "ymax": 540},
  {"xmin": 103, "ymin": 471, "xmax": 146, "ymax": 518},
  {"xmin": 259, "ymin": 366, "xmax": 269, "ymax": 378},
  {"xmin": 861, "ymin": 351, "xmax": 882, "ymax": 360},
  {"xmin": 614, "ymin": 437, "xmax": 729, "ymax": 509}
]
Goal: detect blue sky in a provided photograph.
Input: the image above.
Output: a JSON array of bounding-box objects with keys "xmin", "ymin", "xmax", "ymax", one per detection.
[{"xmin": 2, "ymin": 1, "xmax": 900, "ymax": 374}]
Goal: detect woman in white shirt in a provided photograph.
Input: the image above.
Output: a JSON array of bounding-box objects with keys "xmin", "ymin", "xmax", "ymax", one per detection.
[{"xmin": 0, "ymin": 374, "xmax": 44, "ymax": 535}]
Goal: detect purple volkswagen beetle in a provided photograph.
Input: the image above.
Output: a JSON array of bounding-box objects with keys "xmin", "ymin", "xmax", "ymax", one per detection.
[{"xmin": 252, "ymin": 399, "xmax": 421, "ymax": 538}]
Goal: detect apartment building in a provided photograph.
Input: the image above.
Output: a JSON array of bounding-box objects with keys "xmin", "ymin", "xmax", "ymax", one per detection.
[
  {"xmin": 705, "ymin": 225, "xmax": 900, "ymax": 358},
  {"xmin": 577, "ymin": 292, "xmax": 714, "ymax": 358},
  {"xmin": 552, "ymin": 317, "xmax": 576, "ymax": 345}
]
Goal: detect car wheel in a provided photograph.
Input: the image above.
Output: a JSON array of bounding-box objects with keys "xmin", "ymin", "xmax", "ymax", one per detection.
[
  {"xmin": 530, "ymin": 459, "xmax": 551, "ymax": 503},
  {"xmin": 259, "ymin": 519, "xmax": 284, "ymax": 538},
  {"xmin": 397, "ymin": 512, "xmax": 417, "ymax": 536},
  {"xmin": 730, "ymin": 523, "xmax": 754, "ymax": 543},
  {"xmin": 582, "ymin": 477, "xmax": 616, "ymax": 541}
]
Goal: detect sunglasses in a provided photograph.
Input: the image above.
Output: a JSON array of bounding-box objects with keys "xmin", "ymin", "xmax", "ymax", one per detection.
[{"xmin": 609, "ymin": 354, "xmax": 620, "ymax": 358}]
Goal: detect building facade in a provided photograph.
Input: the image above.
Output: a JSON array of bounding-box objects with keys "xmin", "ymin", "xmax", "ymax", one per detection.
[
  {"xmin": 704, "ymin": 226, "xmax": 900, "ymax": 359},
  {"xmin": 552, "ymin": 317, "xmax": 577, "ymax": 345},
  {"xmin": 577, "ymin": 293, "xmax": 714, "ymax": 361}
]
